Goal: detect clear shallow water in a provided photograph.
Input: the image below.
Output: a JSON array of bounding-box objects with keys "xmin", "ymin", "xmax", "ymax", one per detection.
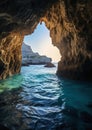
[{"xmin": 0, "ymin": 64, "xmax": 92, "ymax": 130}]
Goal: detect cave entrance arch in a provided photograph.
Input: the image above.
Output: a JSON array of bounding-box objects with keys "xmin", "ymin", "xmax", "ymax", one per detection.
[
  {"xmin": 22, "ymin": 22, "xmax": 61, "ymax": 67},
  {"xmin": 0, "ymin": 0, "xmax": 91, "ymax": 80}
]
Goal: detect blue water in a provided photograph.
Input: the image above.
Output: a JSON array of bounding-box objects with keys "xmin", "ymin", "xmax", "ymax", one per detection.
[{"xmin": 0, "ymin": 64, "xmax": 92, "ymax": 130}]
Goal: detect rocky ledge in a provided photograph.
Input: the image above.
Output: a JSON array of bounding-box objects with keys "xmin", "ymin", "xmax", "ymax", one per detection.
[{"xmin": 22, "ymin": 43, "xmax": 51, "ymax": 66}]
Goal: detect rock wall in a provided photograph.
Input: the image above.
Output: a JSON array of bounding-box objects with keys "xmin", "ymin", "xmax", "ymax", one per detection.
[
  {"xmin": 0, "ymin": 0, "xmax": 92, "ymax": 80},
  {"xmin": 0, "ymin": 33, "xmax": 23, "ymax": 79},
  {"xmin": 41, "ymin": 0, "xmax": 92, "ymax": 80}
]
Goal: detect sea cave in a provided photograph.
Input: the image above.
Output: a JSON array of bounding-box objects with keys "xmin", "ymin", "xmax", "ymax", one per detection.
[
  {"xmin": 0, "ymin": 0, "xmax": 92, "ymax": 80},
  {"xmin": 0, "ymin": 0, "xmax": 92, "ymax": 130}
]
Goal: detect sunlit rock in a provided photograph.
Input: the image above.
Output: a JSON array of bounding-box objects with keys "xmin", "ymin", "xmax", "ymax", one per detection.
[{"xmin": 0, "ymin": 33, "xmax": 23, "ymax": 79}]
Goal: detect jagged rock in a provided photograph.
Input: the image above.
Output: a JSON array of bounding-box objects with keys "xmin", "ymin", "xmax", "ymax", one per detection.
[
  {"xmin": 44, "ymin": 62, "xmax": 55, "ymax": 68},
  {"xmin": 22, "ymin": 43, "xmax": 51, "ymax": 65},
  {"xmin": 0, "ymin": 0, "xmax": 92, "ymax": 80}
]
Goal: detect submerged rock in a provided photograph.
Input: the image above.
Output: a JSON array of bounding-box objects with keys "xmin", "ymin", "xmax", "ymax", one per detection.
[
  {"xmin": 80, "ymin": 111, "xmax": 92, "ymax": 123},
  {"xmin": 44, "ymin": 62, "xmax": 55, "ymax": 67},
  {"xmin": 86, "ymin": 103, "xmax": 92, "ymax": 108},
  {"xmin": 22, "ymin": 43, "xmax": 52, "ymax": 66}
]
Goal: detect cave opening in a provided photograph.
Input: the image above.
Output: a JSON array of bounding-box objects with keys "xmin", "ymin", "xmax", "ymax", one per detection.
[
  {"xmin": 0, "ymin": 1, "xmax": 92, "ymax": 129},
  {"xmin": 22, "ymin": 22, "xmax": 61, "ymax": 67}
]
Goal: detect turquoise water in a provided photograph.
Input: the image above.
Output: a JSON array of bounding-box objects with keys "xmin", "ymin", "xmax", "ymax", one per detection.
[{"xmin": 0, "ymin": 64, "xmax": 92, "ymax": 130}]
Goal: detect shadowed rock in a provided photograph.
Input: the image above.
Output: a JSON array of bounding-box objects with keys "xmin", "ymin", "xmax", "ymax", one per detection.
[
  {"xmin": 0, "ymin": 125, "xmax": 10, "ymax": 130},
  {"xmin": 80, "ymin": 111, "xmax": 92, "ymax": 123},
  {"xmin": 44, "ymin": 62, "xmax": 55, "ymax": 68},
  {"xmin": 87, "ymin": 103, "xmax": 92, "ymax": 108}
]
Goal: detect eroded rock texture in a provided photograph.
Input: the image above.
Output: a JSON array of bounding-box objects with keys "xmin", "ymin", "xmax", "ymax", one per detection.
[
  {"xmin": 0, "ymin": 0, "xmax": 92, "ymax": 80},
  {"xmin": 0, "ymin": 33, "xmax": 23, "ymax": 79},
  {"xmin": 44, "ymin": 0, "xmax": 92, "ymax": 80}
]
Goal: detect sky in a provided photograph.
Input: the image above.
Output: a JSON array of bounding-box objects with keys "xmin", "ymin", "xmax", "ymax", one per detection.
[{"xmin": 23, "ymin": 22, "xmax": 61, "ymax": 62}]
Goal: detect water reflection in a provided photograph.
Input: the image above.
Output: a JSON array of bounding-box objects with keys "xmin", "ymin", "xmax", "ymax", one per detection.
[
  {"xmin": 58, "ymin": 78, "xmax": 92, "ymax": 130},
  {"xmin": 0, "ymin": 65, "xmax": 92, "ymax": 130}
]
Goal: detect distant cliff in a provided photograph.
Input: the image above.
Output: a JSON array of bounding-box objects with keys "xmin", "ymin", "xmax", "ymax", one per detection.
[{"xmin": 22, "ymin": 43, "xmax": 51, "ymax": 65}]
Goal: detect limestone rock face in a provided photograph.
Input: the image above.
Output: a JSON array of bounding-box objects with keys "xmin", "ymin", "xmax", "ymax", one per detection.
[
  {"xmin": 0, "ymin": 0, "xmax": 92, "ymax": 80},
  {"xmin": 42, "ymin": 1, "xmax": 92, "ymax": 80},
  {"xmin": 0, "ymin": 33, "xmax": 23, "ymax": 79},
  {"xmin": 22, "ymin": 43, "xmax": 51, "ymax": 65}
]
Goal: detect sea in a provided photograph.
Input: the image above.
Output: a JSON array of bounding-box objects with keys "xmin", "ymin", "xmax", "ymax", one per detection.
[{"xmin": 0, "ymin": 63, "xmax": 92, "ymax": 130}]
